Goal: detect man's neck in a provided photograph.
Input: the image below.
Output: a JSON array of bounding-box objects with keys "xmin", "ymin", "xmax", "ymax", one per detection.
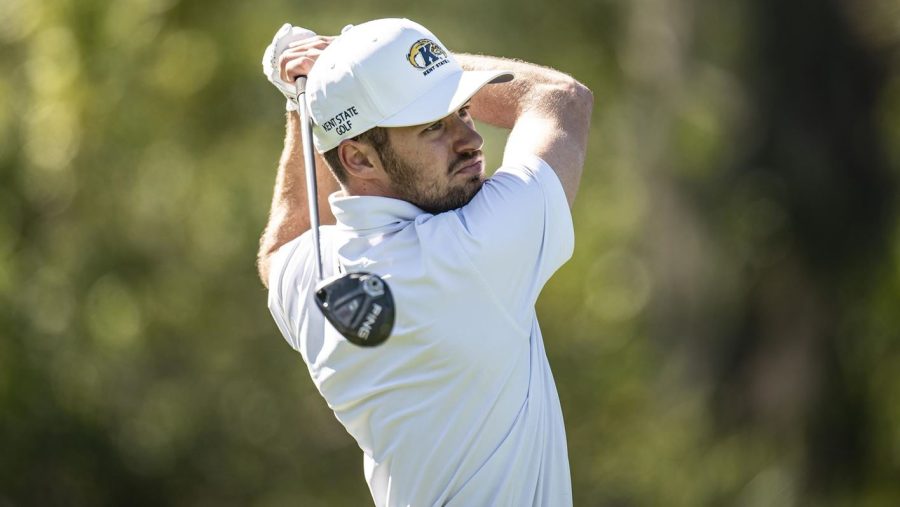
[{"xmin": 342, "ymin": 178, "xmax": 400, "ymax": 200}]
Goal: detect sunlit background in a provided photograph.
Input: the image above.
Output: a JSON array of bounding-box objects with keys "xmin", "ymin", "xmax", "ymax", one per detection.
[{"xmin": 2, "ymin": 0, "xmax": 899, "ymax": 504}]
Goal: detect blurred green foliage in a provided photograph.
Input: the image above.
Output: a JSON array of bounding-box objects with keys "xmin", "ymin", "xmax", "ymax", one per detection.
[{"xmin": 2, "ymin": 0, "xmax": 899, "ymax": 505}]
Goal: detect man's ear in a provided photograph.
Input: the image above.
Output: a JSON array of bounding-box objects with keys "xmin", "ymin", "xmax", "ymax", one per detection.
[{"xmin": 338, "ymin": 140, "xmax": 382, "ymax": 180}]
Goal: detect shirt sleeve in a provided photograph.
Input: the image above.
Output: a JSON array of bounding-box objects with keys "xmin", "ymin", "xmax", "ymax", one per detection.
[
  {"xmin": 445, "ymin": 153, "xmax": 575, "ymax": 315},
  {"xmin": 266, "ymin": 234, "xmax": 309, "ymax": 354}
]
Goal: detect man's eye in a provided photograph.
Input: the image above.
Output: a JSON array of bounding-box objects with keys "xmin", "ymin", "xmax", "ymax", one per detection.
[
  {"xmin": 424, "ymin": 121, "xmax": 443, "ymax": 132},
  {"xmin": 459, "ymin": 106, "xmax": 471, "ymax": 118}
]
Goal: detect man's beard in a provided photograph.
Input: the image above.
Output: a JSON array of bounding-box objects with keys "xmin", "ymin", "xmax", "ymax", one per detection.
[{"xmin": 381, "ymin": 147, "xmax": 485, "ymax": 214}]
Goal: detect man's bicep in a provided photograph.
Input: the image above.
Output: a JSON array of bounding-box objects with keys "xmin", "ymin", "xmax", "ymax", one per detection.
[
  {"xmin": 504, "ymin": 105, "xmax": 591, "ymax": 209},
  {"xmin": 451, "ymin": 161, "xmax": 574, "ymax": 306}
]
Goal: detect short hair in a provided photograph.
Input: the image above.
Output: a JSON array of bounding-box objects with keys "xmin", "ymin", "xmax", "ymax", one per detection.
[{"xmin": 322, "ymin": 127, "xmax": 390, "ymax": 185}]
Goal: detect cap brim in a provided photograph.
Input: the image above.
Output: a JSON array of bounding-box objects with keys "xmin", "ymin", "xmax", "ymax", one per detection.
[{"xmin": 376, "ymin": 70, "xmax": 514, "ymax": 128}]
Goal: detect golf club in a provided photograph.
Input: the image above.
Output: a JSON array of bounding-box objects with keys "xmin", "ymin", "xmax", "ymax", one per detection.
[{"xmin": 294, "ymin": 77, "xmax": 395, "ymax": 347}]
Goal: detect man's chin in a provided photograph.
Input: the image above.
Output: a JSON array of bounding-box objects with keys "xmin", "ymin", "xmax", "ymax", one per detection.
[
  {"xmin": 417, "ymin": 177, "xmax": 485, "ymax": 214},
  {"xmin": 454, "ymin": 176, "xmax": 486, "ymax": 208}
]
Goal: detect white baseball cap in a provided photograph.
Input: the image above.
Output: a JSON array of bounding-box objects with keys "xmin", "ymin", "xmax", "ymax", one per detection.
[{"xmin": 305, "ymin": 18, "xmax": 513, "ymax": 152}]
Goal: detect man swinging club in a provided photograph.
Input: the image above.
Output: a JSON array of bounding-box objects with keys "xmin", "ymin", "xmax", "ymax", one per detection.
[{"xmin": 257, "ymin": 18, "xmax": 593, "ymax": 506}]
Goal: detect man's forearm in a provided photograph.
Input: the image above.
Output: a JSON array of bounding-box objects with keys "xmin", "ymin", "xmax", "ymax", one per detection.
[
  {"xmin": 457, "ymin": 54, "xmax": 591, "ymax": 129},
  {"xmin": 257, "ymin": 112, "xmax": 339, "ymax": 287},
  {"xmin": 457, "ymin": 53, "xmax": 593, "ymax": 206}
]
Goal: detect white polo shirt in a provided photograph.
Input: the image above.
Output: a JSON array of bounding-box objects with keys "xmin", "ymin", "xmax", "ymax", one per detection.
[{"xmin": 268, "ymin": 153, "xmax": 575, "ymax": 506}]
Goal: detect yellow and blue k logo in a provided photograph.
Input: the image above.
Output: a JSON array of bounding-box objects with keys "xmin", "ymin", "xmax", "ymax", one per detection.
[{"xmin": 407, "ymin": 39, "xmax": 447, "ymax": 70}]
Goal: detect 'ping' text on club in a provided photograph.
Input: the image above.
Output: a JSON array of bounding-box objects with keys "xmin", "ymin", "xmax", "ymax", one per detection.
[{"xmin": 357, "ymin": 303, "xmax": 383, "ymax": 340}]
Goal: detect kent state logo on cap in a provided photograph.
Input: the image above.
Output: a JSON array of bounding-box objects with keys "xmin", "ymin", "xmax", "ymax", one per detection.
[
  {"xmin": 407, "ymin": 39, "xmax": 448, "ymax": 72},
  {"xmin": 305, "ymin": 18, "xmax": 513, "ymax": 153}
]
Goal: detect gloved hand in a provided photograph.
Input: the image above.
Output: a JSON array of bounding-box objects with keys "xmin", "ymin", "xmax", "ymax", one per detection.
[{"xmin": 262, "ymin": 23, "xmax": 317, "ymax": 111}]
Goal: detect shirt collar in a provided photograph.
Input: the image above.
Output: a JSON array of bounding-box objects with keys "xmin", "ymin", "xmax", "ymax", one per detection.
[{"xmin": 329, "ymin": 192, "xmax": 425, "ymax": 231}]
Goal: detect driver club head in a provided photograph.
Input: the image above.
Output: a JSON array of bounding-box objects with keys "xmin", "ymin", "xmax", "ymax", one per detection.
[{"xmin": 314, "ymin": 272, "xmax": 395, "ymax": 347}]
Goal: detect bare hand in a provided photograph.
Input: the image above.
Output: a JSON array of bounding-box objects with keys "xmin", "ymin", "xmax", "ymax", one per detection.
[
  {"xmin": 261, "ymin": 24, "xmax": 333, "ymax": 110},
  {"xmin": 279, "ymin": 36, "xmax": 336, "ymax": 84}
]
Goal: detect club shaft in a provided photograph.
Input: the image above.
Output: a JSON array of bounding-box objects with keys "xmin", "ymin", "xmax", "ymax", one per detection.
[{"xmin": 296, "ymin": 77, "xmax": 324, "ymax": 281}]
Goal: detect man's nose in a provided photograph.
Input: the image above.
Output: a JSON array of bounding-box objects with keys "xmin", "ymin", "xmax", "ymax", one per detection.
[{"xmin": 451, "ymin": 116, "xmax": 483, "ymax": 153}]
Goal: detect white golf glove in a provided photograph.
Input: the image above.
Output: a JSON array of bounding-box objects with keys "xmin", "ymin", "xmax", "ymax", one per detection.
[{"xmin": 262, "ymin": 23, "xmax": 316, "ymax": 111}]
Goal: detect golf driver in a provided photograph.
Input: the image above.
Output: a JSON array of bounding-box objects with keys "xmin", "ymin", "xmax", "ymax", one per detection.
[{"xmin": 294, "ymin": 77, "xmax": 395, "ymax": 347}]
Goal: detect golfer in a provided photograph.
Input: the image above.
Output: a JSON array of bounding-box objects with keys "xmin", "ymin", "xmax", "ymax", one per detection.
[{"xmin": 257, "ymin": 18, "xmax": 592, "ymax": 506}]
